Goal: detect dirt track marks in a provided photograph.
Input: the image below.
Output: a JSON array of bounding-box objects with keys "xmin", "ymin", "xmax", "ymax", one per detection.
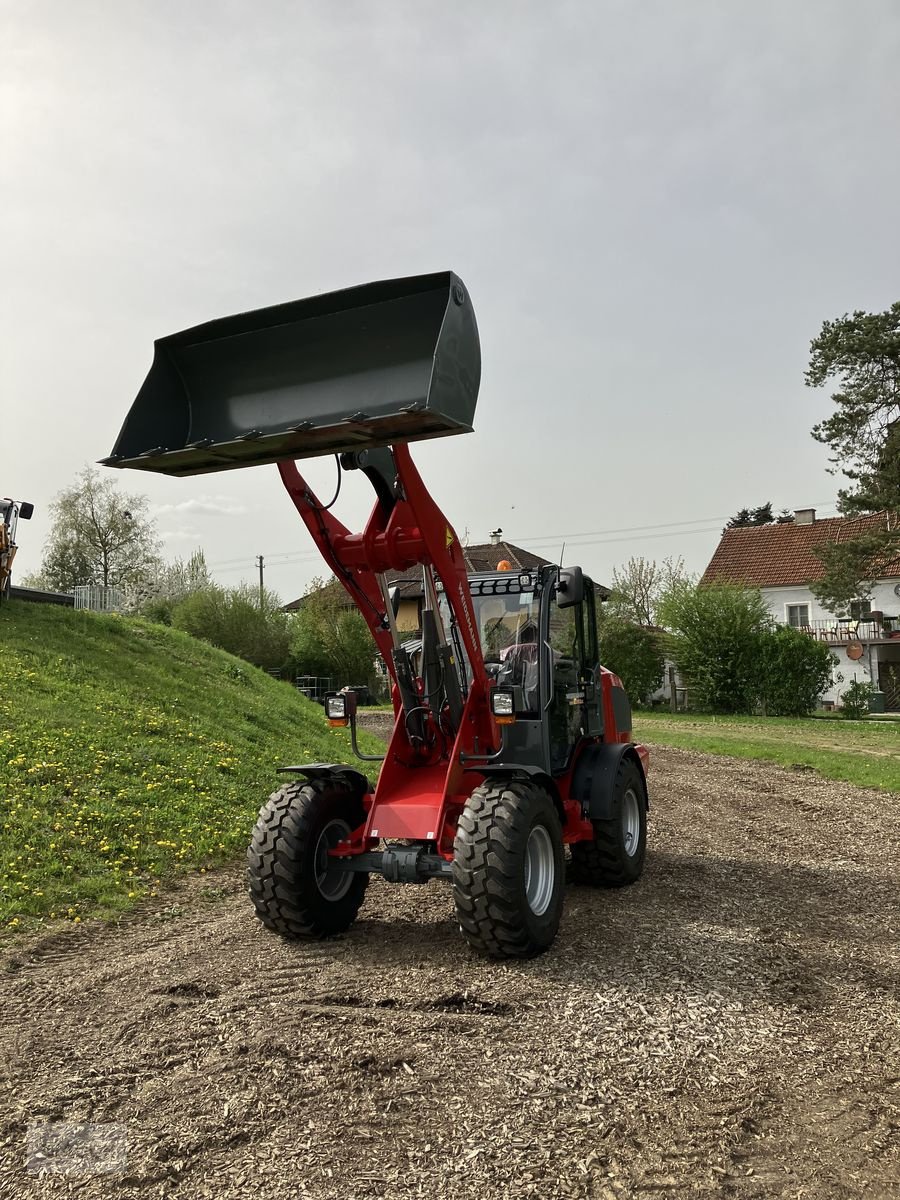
[{"xmin": 0, "ymin": 746, "xmax": 898, "ymax": 1198}]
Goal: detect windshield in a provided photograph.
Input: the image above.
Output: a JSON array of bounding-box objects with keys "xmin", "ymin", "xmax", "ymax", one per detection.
[
  {"xmin": 472, "ymin": 590, "xmax": 539, "ymax": 660},
  {"xmin": 439, "ymin": 586, "xmax": 540, "ymax": 661}
]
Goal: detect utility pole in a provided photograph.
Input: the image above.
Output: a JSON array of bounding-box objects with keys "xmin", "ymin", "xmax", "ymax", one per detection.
[{"xmin": 256, "ymin": 554, "xmax": 264, "ymax": 609}]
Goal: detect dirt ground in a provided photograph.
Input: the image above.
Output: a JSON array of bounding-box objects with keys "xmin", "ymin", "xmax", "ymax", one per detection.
[{"xmin": 0, "ymin": 745, "xmax": 898, "ymax": 1199}]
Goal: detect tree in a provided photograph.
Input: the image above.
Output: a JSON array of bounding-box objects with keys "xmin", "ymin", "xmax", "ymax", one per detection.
[
  {"xmin": 805, "ymin": 302, "xmax": 900, "ymax": 612},
  {"xmin": 33, "ymin": 467, "xmax": 162, "ymax": 592},
  {"xmin": 289, "ymin": 576, "xmax": 378, "ymax": 686},
  {"xmin": 607, "ymin": 555, "xmax": 689, "ymax": 626},
  {"xmin": 725, "ymin": 502, "xmax": 794, "ymax": 529},
  {"xmin": 156, "ymin": 549, "xmax": 213, "ymax": 602},
  {"xmin": 132, "ymin": 549, "xmax": 214, "ymax": 620}
]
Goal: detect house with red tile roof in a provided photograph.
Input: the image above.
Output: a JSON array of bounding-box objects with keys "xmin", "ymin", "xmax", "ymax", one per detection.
[{"xmin": 701, "ymin": 508, "xmax": 900, "ymax": 709}]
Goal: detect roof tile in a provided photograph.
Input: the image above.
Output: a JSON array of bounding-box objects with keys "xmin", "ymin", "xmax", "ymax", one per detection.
[{"xmin": 701, "ymin": 512, "xmax": 900, "ymax": 588}]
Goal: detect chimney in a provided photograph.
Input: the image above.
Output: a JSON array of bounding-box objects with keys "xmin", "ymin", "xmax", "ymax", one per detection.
[
  {"xmin": 794, "ymin": 508, "xmax": 816, "ymax": 525},
  {"xmin": 489, "ymin": 527, "xmax": 503, "ymax": 545}
]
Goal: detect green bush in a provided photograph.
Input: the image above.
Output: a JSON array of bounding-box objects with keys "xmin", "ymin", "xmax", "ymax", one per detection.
[
  {"xmin": 657, "ymin": 582, "xmax": 772, "ymax": 714},
  {"xmin": 140, "ymin": 597, "xmax": 176, "ymax": 626},
  {"xmin": 598, "ymin": 618, "xmax": 664, "ymax": 706},
  {"xmin": 757, "ymin": 625, "xmax": 835, "ymax": 717},
  {"xmin": 841, "ymin": 678, "xmax": 876, "ymax": 720},
  {"xmin": 659, "ymin": 583, "xmax": 837, "ymax": 716},
  {"xmin": 171, "ymin": 585, "xmax": 291, "ymax": 671},
  {"xmin": 288, "ymin": 577, "xmax": 378, "ymax": 688}
]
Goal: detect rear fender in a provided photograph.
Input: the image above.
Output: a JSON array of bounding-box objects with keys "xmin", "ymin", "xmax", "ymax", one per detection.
[{"xmin": 569, "ymin": 743, "xmax": 649, "ymax": 821}]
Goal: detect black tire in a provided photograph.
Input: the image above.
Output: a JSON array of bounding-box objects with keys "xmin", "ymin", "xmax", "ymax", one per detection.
[
  {"xmin": 247, "ymin": 778, "xmax": 368, "ymax": 939},
  {"xmin": 570, "ymin": 757, "xmax": 647, "ymax": 888},
  {"xmin": 452, "ymin": 779, "xmax": 565, "ymax": 959}
]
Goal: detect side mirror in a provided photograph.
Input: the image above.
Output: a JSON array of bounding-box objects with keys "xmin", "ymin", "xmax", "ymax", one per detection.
[
  {"xmin": 557, "ymin": 566, "xmax": 584, "ymax": 609},
  {"xmin": 388, "ymin": 586, "xmax": 401, "ymax": 619},
  {"xmin": 18, "ymin": 502, "xmax": 34, "ymax": 521}
]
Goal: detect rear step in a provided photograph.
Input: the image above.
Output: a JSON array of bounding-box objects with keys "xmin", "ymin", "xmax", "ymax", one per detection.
[{"xmin": 103, "ymin": 271, "xmax": 480, "ymax": 477}]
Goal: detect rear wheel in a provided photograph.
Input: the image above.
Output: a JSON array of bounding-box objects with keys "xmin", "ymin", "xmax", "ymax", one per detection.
[
  {"xmin": 452, "ymin": 779, "xmax": 565, "ymax": 958},
  {"xmin": 247, "ymin": 778, "xmax": 368, "ymax": 938},
  {"xmin": 570, "ymin": 757, "xmax": 647, "ymax": 887}
]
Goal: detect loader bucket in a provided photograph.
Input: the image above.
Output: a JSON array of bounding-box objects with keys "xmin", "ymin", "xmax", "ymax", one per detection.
[{"xmin": 104, "ymin": 271, "xmax": 480, "ymax": 477}]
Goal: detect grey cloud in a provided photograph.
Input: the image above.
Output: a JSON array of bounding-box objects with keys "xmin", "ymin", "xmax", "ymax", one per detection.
[
  {"xmin": 154, "ymin": 498, "xmax": 248, "ymax": 518},
  {"xmin": 4, "ymin": 1, "xmax": 899, "ymax": 603}
]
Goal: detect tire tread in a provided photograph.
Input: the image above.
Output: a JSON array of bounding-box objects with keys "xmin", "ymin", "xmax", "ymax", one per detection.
[
  {"xmin": 452, "ymin": 779, "xmax": 563, "ymax": 959},
  {"xmin": 247, "ymin": 778, "xmax": 367, "ymax": 939}
]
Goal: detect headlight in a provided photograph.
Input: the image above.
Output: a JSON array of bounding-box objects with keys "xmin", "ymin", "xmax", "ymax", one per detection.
[
  {"xmin": 325, "ymin": 694, "xmax": 347, "ymax": 723},
  {"xmin": 490, "ymin": 687, "xmax": 516, "ymax": 724}
]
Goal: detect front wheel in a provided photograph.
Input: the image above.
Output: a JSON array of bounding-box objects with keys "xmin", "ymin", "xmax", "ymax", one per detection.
[
  {"xmin": 452, "ymin": 779, "xmax": 565, "ymax": 959},
  {"xmin": 570, "ymin": 756, "xmax": 647, "ymax": 887},
  {"xmin": 247, "ymin": 778, "xmax": 368, "ymax": 939}
]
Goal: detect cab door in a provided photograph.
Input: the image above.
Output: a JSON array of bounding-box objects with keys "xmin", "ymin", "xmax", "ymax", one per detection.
[{"xmin": 546, "ymin": 573, "xmax": 602, "ymax": 772}]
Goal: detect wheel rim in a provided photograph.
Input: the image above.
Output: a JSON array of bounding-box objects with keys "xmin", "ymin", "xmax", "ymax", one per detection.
[
  {"xmin": 621, "ymin": 788, "xmax": 641, "ymax": 857},
  {"xmin": 524, "ymin": 824, "xmax": 556, "ymax": 916},
  {"xmin": 314, "ymin": 818, "xmax": 353, "ymax": 901}
]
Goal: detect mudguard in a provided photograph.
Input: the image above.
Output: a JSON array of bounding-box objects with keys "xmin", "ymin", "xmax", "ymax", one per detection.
[
  {"xmin": 277, "ymin": 763, "xmax": 372, "ymax": 796},
  {"xmin": 569, "ymin": 742, "xmax": 648, "ymax": 821},
  {"xmin": 463, "ymin": 763, "xmax": 563, "ymax": 820}
]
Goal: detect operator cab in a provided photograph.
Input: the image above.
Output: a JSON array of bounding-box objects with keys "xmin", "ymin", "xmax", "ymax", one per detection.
[{"xmin": 443, "ymin": 566, "xmax": 604, "ymax": 775}]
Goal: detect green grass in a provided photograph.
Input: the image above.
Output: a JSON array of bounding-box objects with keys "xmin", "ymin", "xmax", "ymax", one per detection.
[
  {"xmin": 0, "ymin": 601, "xmax": 383, "ymax": 930},
  {"xmin": 633, "ymin": 710, "xmax": 900, "ymax": 792}
]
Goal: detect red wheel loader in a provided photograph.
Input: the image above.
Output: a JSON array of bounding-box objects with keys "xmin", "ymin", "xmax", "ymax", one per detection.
[{"xmin": 105, "ymin": 272, "xmax": 649, "ymax": 958}]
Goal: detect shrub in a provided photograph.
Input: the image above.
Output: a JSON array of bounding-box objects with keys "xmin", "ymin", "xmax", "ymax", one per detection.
[
  {"xmin": 171, "ymin": 585, "xmax": 291, "ymax": 671},
  {"xmin": 757, "ymin": 625, "xmax": 835, "ymax": 717},
  {"xmin": 841, "ymin": 678, "xmax": 876, "ymax": 720},
  {"xmin": 140, "ymin": 597, "xmax": 176, "ymax": 626},
  {"xmin": 598, "ymin": 618, "xmax": 664, "ymax": 706},
  {"xmin": 657, "ymin": 582, "xmax": 772, "ymax": 714},
  {"xmin": 288, "ymin": 577, "xmax": 378, "ymax": 688}
]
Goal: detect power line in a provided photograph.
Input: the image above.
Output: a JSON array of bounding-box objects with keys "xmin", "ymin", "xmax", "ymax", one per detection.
[
  {"xmin": 518, "ymin": 514, "xmax": 840, "ymax": 552},
  {"xmin": 204, "ymin": 501, "xmax": 842, "ymax": 572},
  {"xmin": 507, "ymin": 501, "xmax": 841, "ymax": 548}
]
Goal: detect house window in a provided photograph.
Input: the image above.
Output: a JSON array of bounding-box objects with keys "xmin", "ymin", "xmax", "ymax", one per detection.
[
  {"xmin": 849, "ymin": 599, "xmax": 871, "ymax": 621},
  {"xmin": 786, "ymin": 604, "xmax": 809, "ymax": 628}
]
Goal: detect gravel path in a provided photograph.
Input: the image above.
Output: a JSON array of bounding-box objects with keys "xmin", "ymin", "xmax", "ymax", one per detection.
[{"xmin": 0, "ymin": 746, "xmax": 897, "ymax": 1199}]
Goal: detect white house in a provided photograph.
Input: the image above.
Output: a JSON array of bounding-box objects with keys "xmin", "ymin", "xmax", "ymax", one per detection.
[{"xmin": 702, "ymin": 508, "xmax": 900, "ymax": 710}]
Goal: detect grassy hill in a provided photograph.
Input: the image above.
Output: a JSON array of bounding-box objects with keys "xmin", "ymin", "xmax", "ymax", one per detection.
[{"xmin": 0, "ymin": 601, "xmax": 384, "ymax": 930}]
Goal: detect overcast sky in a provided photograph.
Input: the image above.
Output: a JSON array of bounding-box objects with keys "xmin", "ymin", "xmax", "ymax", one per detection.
[{"xmin": 4, "ymin": 1, "xmax": 899, "ymax": 602}]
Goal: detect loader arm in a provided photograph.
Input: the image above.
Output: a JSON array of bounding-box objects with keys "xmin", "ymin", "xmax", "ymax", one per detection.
[{"xmin": 278, "ymin": 442, "xmax": 500, "ymax": 850}]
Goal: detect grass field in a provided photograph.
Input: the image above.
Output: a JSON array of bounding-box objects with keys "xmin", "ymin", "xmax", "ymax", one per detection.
[
  {"xmin": 633, "ymin": 710, "xmax": 900, "ymax": 792},
  {"xmin": 0, "ymin": 601, "xmax": 382, "ymax": 929},
  {"xmin": 4, "ymin": 599, "xmax": 897, "ymax": 931}
]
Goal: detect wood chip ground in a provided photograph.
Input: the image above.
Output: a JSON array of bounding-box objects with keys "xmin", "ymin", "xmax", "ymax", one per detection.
[{"xmin": 0, "ymin": 745, "xmax": 897, "ymax": 1198}]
